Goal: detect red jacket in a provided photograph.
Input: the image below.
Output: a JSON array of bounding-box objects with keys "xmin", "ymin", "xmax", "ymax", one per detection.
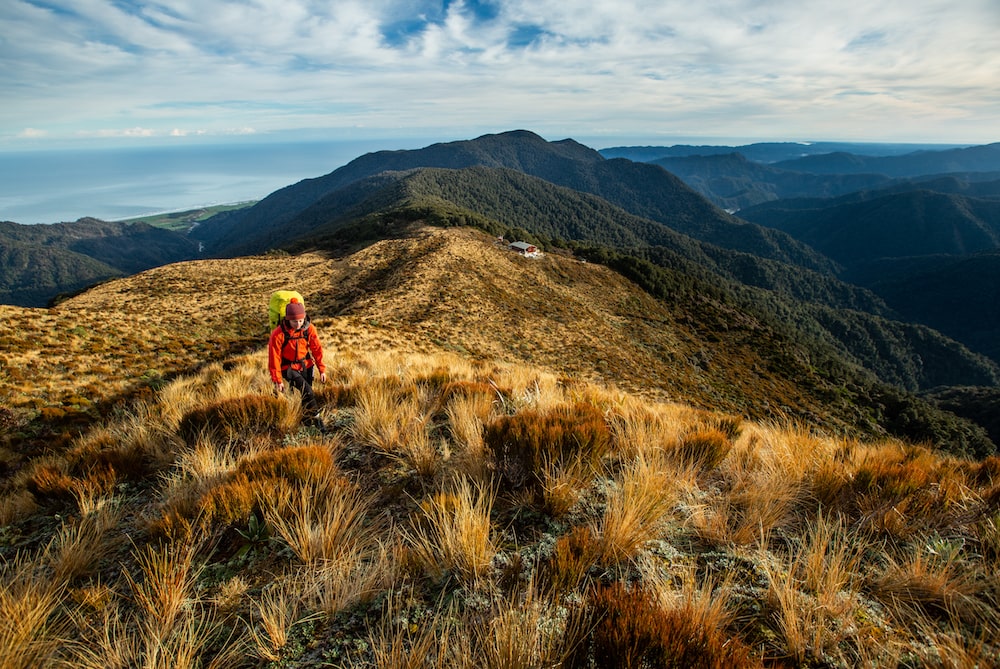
[{"xmin": 268, "ymin": 320, "xmax": 325, "ymax": 383}]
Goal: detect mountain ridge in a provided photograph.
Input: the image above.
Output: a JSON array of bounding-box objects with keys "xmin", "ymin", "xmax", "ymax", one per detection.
[{"xmin": 192, "ymin": 130, "xmax": 828, "ymax": 272}]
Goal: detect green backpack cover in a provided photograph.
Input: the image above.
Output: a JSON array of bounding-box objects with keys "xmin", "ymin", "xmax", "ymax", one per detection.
[{"xmin": 269, "ymin": 290, "xmax": 305, "ymax": 330}]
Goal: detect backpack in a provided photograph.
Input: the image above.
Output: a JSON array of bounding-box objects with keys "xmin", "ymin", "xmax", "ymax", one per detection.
[{"xmin": 268, "ymin": 290, "xmax": 305, "ymax": 330}]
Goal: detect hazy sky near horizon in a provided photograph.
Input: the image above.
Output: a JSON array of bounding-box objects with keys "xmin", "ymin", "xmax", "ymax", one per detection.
[{"xmin": 3, "ymin": 0, "xmax": 999, "ymax": 149}]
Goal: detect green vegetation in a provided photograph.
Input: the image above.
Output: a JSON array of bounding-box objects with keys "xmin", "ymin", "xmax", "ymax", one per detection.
[
  {"xmin": 121, "ymin": 201, "xmax": 256, "ymax": 232},
  {"xmin": 0, "ymin": 218, "xmax": 199, "ymax": 306}
]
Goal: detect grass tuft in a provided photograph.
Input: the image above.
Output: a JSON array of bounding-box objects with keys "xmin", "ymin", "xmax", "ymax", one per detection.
[{"xmin": 483, "ymin": 402, "xmax": 611, "ymax": 492}]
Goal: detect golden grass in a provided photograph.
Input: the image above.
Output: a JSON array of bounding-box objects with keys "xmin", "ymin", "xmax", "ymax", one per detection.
[
  {"xmin": 591, "ymin": 450, "xmax": 678, "ymax": 565},
  {"xmin": 368, "ymin": 591, "xmax": 460, "ymax": 669},
  {"xmin": 2, "ymin": 277, "xmax": 999, "ymax": 667},
  {"xmin": 45, "ymin": 498, "xmax": 123, "ymax": 582},
  {"xmin": 474, "ymin": 584, "xmax": 579, "ymax": 669},
  {"xmin": 0, "ymin": 553, "xmax": 68, "ymax": 669},
  {"xmin": 249, "ymin": 577, "xmax": 304, "ymax": 662},
  {"xmin": 265, "ymin": 474, "xmax": 376, "ymax": 564},
  {"xmin": 405, "ymin": 478, "xmax": 497, "ymax": 586},
  {"xmin": 445, "ymin": 389, "xmax": 495, "ymax": 482},
  {"xmin": 303, "ymin": 542, "xmax": 396, "ymax": 615},
  {"xmin": 125, "ymin": 541, "xmax": 201, "ymax": 638}
]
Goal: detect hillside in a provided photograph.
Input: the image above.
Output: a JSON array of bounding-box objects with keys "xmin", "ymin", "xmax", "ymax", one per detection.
[
  {"xmin": 0, "ymin": 218, "xmax": 200, "ymax": 306},
  {"xmin": 0, "ymin": 226, "xmax": 857, "ymax": 449},
  {"xmin": 2, "ymin": 224, "xmax": 992, "ymax": 464},
  {"xmin": 651, "ymin": 153, "xmax": 892, "ymax": 210},
  {"xmin": 1, "ymin": 228, "xmax": 999, "ymax": 667},
  {"xmin": 858, "ymin": 251, "xmax": 1000, "ymax": 363},
  {"xmin": 259, "ymin": 167, "xmax": 1000, "ymax": 402},
  {"xmin": 739, "ymin": 190, "xmax": 1000, "ymax": 266},
  {"xmin": 193, "ymin": 130, "xmax": 827, "ymax": 271}
]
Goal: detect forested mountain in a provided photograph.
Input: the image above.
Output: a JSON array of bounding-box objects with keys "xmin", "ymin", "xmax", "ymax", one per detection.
[
  {"xmin": 194, "ymin": 131, "xmax": 828, "ymax": 271},
  {"xmin": 857, "ymin": 251, "xmax": 1000, "ymax": 364},
  {"xmin": 772, "ymin": 142, "xmax": 1000, "ymax": 177},
  {"xmin": 0, "ymin": 219, "xmax": 198, "ymax": 306},
  {"xmin": 649, "ymin": 153, "xmax": 893, "ymax": 210},
  {"xmin": 738, "ymin": 189, "xmax": 1000, "ymax": 266}
]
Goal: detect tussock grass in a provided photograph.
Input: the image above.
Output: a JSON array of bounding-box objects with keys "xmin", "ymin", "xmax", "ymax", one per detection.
[
  {"xmin": 0, "ymin": 553, "xmax": 68, "ymax": 669},
  {"xmin": 474, "ymin": 583, "xmax": 579, "ymax": 669},
  {"xmin": 405, "ymin": 478, "xmax": 497, "ymax": 586},
  {"xmin": 445, "ymin": 388, "xmax": 495, "ymax": 482},
  {"xmin": 760, "ymin": 515, "xmax": 878, "ymax": 666},
  {"xmin": 484, "ymin": 402, "xmax": 611, "ymax": 492},
  {"xmin": 368, "ymin": 590, "xmax": 460, "ymax": 669},
  {"xmin": 178, "ymin": 394, "xmax": 301, "ymax": 442},
  {"xmin": 45, "ymin": 497, "xmax": 123, "ymax": 581},
  {"xmin": 265, "ymin": 474, "xmax": 376, "ymax": 564},
  {"xmin": 3, "ymin": 322, "xmax": 999, "ymax": 667},
  {"xmin": 125, "ymin": 541, "xmax": 202, "ymax": 637},
  {"xmin": 592, "ymin": 451, "xmax": 678, "ymax": 565},
  {"xmin": 303, "ymin": 542, "xmax": 396, "ymax": 615},
  {"xmin": 570, "ymin": 580, "xmax": 759, "ymax": 669},
  {"xmin": 249, "ymin": 577, "xmax": 304, "ymax": 662}
]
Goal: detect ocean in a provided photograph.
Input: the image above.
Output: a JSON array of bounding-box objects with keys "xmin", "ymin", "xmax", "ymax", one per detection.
[{"xmin": 0, "ymin": 139, "xmax": 427, "ymax": 225}]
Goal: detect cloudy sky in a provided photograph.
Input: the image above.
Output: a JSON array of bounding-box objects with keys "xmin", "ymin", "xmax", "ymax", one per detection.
[{"xmin": 2, "ymin": 0, "xmax": 999, "ymax": 149}]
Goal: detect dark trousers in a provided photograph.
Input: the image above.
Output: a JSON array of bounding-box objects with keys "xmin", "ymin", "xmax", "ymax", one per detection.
[{"xmin": 283, "ymin": 366, "xmax": 319, "ymax": 414}]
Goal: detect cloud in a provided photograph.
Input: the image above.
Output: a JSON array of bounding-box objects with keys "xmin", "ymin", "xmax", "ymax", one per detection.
[{"xmin": 2, "ymin": 0, "xmax": 999, "ymax": 144}]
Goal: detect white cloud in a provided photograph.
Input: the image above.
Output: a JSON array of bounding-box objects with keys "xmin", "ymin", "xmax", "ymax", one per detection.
[{"xmin": 2, "ymin": 0, "xmax": 998, "ymax": 145}]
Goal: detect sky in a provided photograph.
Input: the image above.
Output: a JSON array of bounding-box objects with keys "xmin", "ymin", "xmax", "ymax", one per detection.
[{"xmin": 2, "ymin": 0, "xmax": 999, "ymax": 150}]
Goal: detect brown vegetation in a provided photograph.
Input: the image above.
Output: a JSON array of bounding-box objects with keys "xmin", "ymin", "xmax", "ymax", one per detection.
[{"xmin": 1, "ymin": 227, "xmax": 998, "ymax": 667}]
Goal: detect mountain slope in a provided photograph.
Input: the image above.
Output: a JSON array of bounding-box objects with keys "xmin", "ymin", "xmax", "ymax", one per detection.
[
  {"xmin": 0, "ymin": 218, "xmax": 200, "ymax": 306},
  {"xmin": 739, "ymin": 190, "xmax": 1000, "ymax": 266},
  {"xmin": 860, "ymin": 251, "xmax": 1000, "ymax": 363},
  {"xmin": 239, "ymin": 166, "xmax": 848, "ymax": 309},
  {"xmin": 194, "ymin": 130, "xmax": 830, "ymax": 272},
  {"xmin": 6, "ymin": 225, "xmax": 992, "ymax": 459},
  {"xmin": 651, "ymin": 153, "xmax": 893, "ymax": 210},
  {"xmin": 0, "ymin": 240, "xmax": 121, "ymax": 306}
]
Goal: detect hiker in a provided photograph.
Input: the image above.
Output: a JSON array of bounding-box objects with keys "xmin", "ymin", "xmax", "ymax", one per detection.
[{"xmin": 268, "ymin": 299, "xmax": 327, "ymax": 428}]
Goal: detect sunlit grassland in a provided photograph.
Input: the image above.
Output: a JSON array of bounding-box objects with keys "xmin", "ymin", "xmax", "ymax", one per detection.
[
  {"xmin": 1, "ymin": 343, "xmax": 998, "ymax": 668},
  {"xmin": 120, "ymin": 202, "xmax": 256, "ymax": 233}
]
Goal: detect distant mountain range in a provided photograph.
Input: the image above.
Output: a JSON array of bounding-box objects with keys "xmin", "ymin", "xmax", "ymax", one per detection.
[{"xmin": 5, "ymin": 129, "xmax": 1000, "ymax": 454}]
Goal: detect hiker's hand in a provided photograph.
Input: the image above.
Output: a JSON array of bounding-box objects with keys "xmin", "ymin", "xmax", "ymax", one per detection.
[
  {"xmin": 275, "ymin": 382, "xmax": 285, "ymax": 394},
  {"xmin": 319, "ymin": 372, "xmax": 327, "ymax": 383}
]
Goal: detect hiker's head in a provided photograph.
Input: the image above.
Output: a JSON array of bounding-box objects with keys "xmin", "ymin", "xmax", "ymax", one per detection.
[{"xmin": 285, "ymin": 300, "xmax": 306, "ymax": 328}]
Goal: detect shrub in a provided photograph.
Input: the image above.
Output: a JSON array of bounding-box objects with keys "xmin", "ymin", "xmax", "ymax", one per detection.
[
  {"xmin": 25, "ymin": 462, "xmax": 77, "ymax": 504},
  {"xmin": 483, "ymin": 403, "xmax": 611, "ymax": 491},
  {"xmin": 152, "ymin": 444, "xmax": 337, "ymax": 536},
  {"xmin": 568, "ymin": 582, "xmax": 759, "ymax": 669},
  {"xmin": 671, "ymin": 428, "xmax": 732, "ymax": 470},
  {"xmin": 177, "ymin": 395, "xmax": 299, "ymax": 442},
  {"xmin": 543, "ymin": 525, "xmax": 600, "ymax": 592}
]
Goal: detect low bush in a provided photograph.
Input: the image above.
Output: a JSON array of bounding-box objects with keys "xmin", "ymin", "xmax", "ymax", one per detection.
[
  {"xmin": 177, "ymin": 395, "xmax": 299, "ymax": 442},
  {"xmin": 671, "ymin": 428, "xmax": 732, "ymax": 469},
  {"xmin": 483, "ymin": 403, "xmax": 611, "ymax": 491},
  {"xmin": 568, "ymin": 581, "xmax": 760, "ymax": 669}
]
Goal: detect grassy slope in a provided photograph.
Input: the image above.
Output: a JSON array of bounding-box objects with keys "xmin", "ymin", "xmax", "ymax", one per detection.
[{"xmin": 1, "ymin": 226, "xmax": 999, "ymax": 667}]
